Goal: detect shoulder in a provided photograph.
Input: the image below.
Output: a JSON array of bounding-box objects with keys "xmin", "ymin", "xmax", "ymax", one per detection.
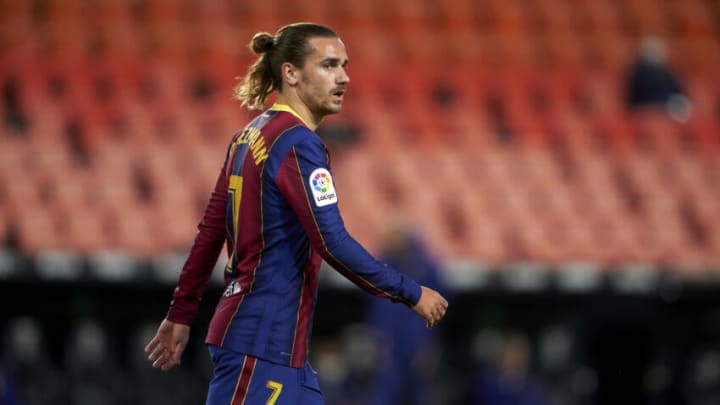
[
  {"xmin": 270, "ymin": 124, "xmax": 326, "ymax": 159},
  {"xmin": 264, "ymin": 125, "xmax": 328, "ymax": 178},
  {"xmin": 278, "ymin": 124, "xmax": 319, "ymax": 144}
]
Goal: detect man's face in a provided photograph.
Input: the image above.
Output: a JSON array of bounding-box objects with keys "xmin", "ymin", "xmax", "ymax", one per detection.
[{"xmin": 295, "ymin": 37, "xmax": 350, "ymax": 119}]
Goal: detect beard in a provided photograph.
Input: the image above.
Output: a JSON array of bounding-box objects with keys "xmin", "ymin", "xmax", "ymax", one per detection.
[
  {"xmin": 312, "ymin": 94, "xmax": 343, "ymax": 117},
  {"xmin": 299, "ymin": 76, "xmax": 345, "ymax": 119}
]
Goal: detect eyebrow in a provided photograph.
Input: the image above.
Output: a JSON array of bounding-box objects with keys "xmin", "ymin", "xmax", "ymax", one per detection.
[{"xmin": 321, "ymin": 57, "xmax": 349, "ymax": 67}]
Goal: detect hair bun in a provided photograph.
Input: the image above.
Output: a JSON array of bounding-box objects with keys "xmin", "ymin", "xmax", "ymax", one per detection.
[{"xmin": 251, "ymin": 32, "xmax": 274, "ymax": 54}]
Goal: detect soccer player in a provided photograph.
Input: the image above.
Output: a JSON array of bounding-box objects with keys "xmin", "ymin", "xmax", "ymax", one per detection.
[{"xmin": 144, "ymin": 23, "xmax": 449, "ymax": 405}]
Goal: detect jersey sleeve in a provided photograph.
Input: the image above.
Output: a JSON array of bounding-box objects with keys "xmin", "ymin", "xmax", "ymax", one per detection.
[
  {"xmin": 166, "ymin": 164, "xmax": 229, "ymax": 325},
  {"xmin": 274, "ymin": 136, "xmax": 422, "ymax": 307}
]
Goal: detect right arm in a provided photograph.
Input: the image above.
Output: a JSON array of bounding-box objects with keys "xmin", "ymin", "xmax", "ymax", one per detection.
[
  {"xmin": 146, "ymin": 164, "xmax": 229, "ymax": 371},
  {"xmin": 166, "ymin": 166, "xmax": 229, "ymax": 325}
]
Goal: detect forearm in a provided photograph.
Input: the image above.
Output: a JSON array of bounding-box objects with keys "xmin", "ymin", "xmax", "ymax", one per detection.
[
  {"xmin": 166, "ymin": 231, "xmax": 225, "ymax": 324},
  {"xmin": 316, "ymin": 229, "xmax": 422, "ymax": 306},
  {"xmin": 167, "ymin": 168, "xmax": 228, "ymax": 324}
]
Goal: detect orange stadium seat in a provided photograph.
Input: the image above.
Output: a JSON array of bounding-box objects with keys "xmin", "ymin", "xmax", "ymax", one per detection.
[
  {"xmin": 675, "ymin": 0, "xmax": 717, "ymax": 37},
  {"xmin": 587, "ymin": 32, "xmax": 632, "ymax": 73},
  {"xmin": 44, "ymin": 0, "xmax": 85, "ymax": 24},
  {"xmin": 1, "ymin": 169, "xmax": 45, "ymax": 221},
  {"xmin": 685, "ymin": 188, "xmax": 720, "ymax": 236},
  {"xmin": 462, "ymin": 212, "xmax": 509, "ymax": 265},
  {"xmin": 150, "ymin": 201, "xmax": 201, "ymax": 252},
  {"xmin": 625, "ymin": 0, "xmax": 668, "ymax": 37},
  {"xmin": 15, "ymin": 210, "xmax": 61, "ymax": 253},
  {"xmin": 153, "ymin": 178, "xmax": 199, "ymax": 218},
  {"xmin": 433, "ymin": 0, "xmax": 478, "ymax": 35},
  {"xmin": 372, "ymin": 0, "xmax": 430, "ymax": 36},
  {"xmin": 552, "ymin": 218, "xmax": 594, "ymax": 264},
  {"xmin": 94, "ymin": 0, "xmax": 133, "ymax": 26},
  {"xmin": 328, "ymin": 0, "xmax": 378, "ymax": 33},
  {"xmin": 46, "ymin": 169, "xmax": 93, "ymax": 213},
  {"xmin": 60, "ymin": 207, "xmax": 110, "ymax": 254},
  {"xmin": 104, "ymin": 203, "xmax": 159, "ymax": 255},
  {"xmin": 87, "ymin": 165, "xmax": 138, "ymax": 217},
  {"xmin": 577, "ymin": 0, "xmax": 619, "ymax": 32},
  {"xmin": 687, "ymin": 37, "xmax": 720, "ymax": 76},
  {"xmin": 664, "ymin": 156, "xmax": 705, "ymax": 197},
  {"xmin": 0, "ymin": 0, "xmax": 30, "ymax": 23},
  {"xmin": 603, "ymin": 216, "xmax": 651, "ymax": 265},
  {"xmin": 515, "ymin": 218, "xmax": 556, "ymax": 263},
  {"xmin": 569, "ymin": 217, "xmax": 610, "ymax": 263},
  {"xmin": 489, "ymin": 0, "xmax": 527, "ymax": 34}
]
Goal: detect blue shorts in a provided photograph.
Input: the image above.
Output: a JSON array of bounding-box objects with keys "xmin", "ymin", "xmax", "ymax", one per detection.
[{"xmin": 206, "ymin": 345, "xmax": 324, "ymax": 405}]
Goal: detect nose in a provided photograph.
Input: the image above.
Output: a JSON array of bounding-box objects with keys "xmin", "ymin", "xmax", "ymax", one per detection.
[{"xmin": 338, "ymin": 67, "xmax": 350, "ymax": 84}]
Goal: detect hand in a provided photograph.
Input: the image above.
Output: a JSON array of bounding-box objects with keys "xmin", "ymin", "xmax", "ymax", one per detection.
[
  {"xmin": 144, "ymin": 319, "xmax": 190, "ymax": 372},
  {"xmin": 412, "ymin": 286, "xmax": 448, "ymax": 328}
]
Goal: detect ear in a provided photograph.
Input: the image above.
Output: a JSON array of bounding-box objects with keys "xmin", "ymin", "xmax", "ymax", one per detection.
[{"xmin": 281, "ymin": 62, "xmax": 299, "ymax": 86}]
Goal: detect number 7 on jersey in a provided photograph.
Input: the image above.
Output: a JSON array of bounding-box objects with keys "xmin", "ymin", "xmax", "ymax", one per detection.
[{"xmin": 266, "ymin": 380, "xmax": 283, "ymax": 404}]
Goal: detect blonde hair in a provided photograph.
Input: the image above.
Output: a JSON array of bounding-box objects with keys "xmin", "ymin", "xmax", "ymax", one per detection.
[{"xmin": 234, "ymin": 23, "xmax": 338, "ymax": 110}]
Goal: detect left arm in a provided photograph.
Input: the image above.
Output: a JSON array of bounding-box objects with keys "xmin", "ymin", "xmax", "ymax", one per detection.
[{"xmin": 275, "ymin": 137, "xmax": 421, "ymax": 306}]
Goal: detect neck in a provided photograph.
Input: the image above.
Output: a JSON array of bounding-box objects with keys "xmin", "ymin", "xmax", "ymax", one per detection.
[{"xmin": 275, "ymin": 92, "xmax": 321, "ymax": 131}]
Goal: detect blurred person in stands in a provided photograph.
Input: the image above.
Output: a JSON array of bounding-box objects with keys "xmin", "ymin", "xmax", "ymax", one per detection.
[
  {"xmin": 466, "ymin": 331, "xmax": 549, "ymax": 405},
  {"xmin": 144, "ymin": 22, "xmax": 448, "ymax": 405},
  {"xmin": 366, "ymin": 220, "xmax": 447, "ymax": 405},
  {"xmin": 625, "ymin": 35, "xmax": 692, "ymax": 122}
]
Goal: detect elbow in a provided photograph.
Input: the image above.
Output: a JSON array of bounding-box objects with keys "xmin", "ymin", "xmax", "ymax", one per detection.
[{"xmin": 315, "ymin": 228, "xmax": 352, "ymax": 256}]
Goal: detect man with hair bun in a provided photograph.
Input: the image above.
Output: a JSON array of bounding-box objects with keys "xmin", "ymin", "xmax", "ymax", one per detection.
[{"xmin": 144, "ymin": 22, "xmax": 448, "ymax": 405}]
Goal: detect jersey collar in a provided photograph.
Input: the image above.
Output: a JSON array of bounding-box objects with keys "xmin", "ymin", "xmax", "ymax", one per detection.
[{"xmin": 270, "ymin": 103, "xmax": 312, "ymax": 128}]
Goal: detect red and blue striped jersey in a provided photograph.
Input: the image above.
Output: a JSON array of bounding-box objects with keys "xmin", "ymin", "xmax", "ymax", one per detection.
[{"xmin": 166, "ymin": 104, "xmax": 422, "ymax": 368}]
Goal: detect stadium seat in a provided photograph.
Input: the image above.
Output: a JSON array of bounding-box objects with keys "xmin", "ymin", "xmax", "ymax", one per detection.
[
  {"xmin": 14, "ymin": 209, "xmax": 60, "ymax": 253},
  {"xmin": 462, "ymin": 213, "xmax": 509, "ymax": 265},
  {"xmin": 104, "ymin": 203, "xmax": 160, "ymax": 255},
  {"xmin": 1, "ymin": 169, "xmax": 44, "ymax": 220},
  {"xmin": 60, "ymin": 207, "xmax": 109, "ymax": 254},
  {"xmin": 47, "ymin": 169, "xmax": 92, "ymax": 214}
]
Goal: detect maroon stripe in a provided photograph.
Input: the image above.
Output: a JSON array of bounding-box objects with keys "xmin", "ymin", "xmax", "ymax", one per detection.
[
  {"xmin": 235, "ymin": 145, "xmax": 264, "ymax": 288},
  {"xmin": 235, "ymin": 113, "xmax": 300, "ymax": 289},
  {"xmin": 230, "ymin": 356, "xmax": 257, "ymax": 405},
  {"xmin": 290, "ymin": 255, "xmax": 320, "ymax": 367},
  {"xmin": 206, "ymin": 294, "xmax": 245, "ymax": 346},
  {"xmin": 290, "ymin": 269, "xmax": 308, "ymax": 367}
]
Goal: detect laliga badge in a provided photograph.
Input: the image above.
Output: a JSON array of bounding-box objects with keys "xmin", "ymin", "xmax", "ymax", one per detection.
[{"xmin": 309, "ymin": 168, "xmax": 338, "ymax": 207}]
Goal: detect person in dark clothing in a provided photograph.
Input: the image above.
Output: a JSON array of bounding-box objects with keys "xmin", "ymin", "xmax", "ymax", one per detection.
[
  {"xmin": 366, "ymin": 222, "xmax": 447, "ymax": 405},
  {"xmin": 625, "ymin": 36, "xmax": 691, "ymax": 122}
]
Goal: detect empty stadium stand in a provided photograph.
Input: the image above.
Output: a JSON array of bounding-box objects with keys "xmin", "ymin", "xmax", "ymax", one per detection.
[{"xmin": 0, "ymin": 0, "xmax": 719, "ymax": 275}]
